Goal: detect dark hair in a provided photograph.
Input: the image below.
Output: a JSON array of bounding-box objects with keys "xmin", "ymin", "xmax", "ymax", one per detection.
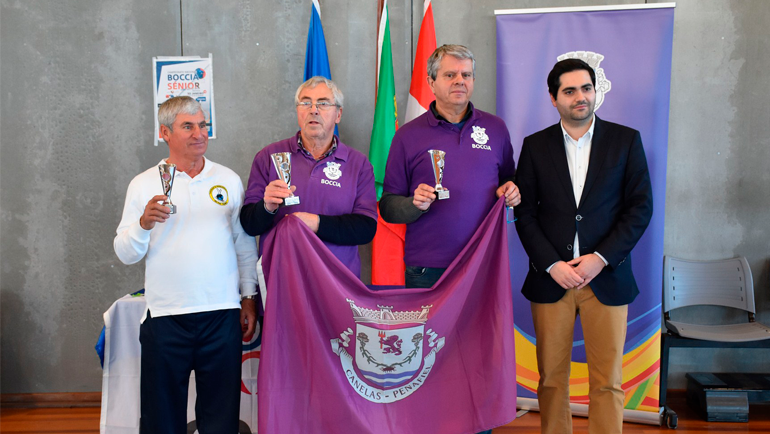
[{"xmin": 547, "ymin": 59, "xmax": 596, "ymax": 100}]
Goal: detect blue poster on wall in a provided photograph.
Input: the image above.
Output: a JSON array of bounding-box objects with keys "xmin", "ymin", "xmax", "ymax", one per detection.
[{"xmin": 152, "ymin": 54, "xmax": 216, "ymax": 144}]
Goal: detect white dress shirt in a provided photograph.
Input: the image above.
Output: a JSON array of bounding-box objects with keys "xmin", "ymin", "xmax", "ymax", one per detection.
[{"xmin": 546, "ymin": 116, "xmax": 607, "ymax": 273}]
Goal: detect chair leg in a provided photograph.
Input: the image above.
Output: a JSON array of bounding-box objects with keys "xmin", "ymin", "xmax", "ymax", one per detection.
[{"xmin": 659, "ymin": 333, "xmax": 671, "ymax": 408}]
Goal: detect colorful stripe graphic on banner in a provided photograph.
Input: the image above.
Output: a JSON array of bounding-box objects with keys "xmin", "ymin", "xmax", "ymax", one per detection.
[{"xmin": 496, "ymin": 5, "xmax": 674, "ymax": 415}]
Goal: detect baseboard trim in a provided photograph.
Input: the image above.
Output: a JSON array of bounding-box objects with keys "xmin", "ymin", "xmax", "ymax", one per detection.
[{"xmin": 1, "ymin": 392, "xmax": 101, "ymax": 408}]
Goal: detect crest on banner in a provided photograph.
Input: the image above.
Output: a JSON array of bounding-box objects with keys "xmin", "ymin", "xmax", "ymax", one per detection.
[{"xmin": 330, "ymin": 299, "xmax": 445, "ymax": 403}]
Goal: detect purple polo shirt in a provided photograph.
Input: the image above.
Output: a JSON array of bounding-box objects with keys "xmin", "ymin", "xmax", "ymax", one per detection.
[
  {"xmin": 245, "ymin": 132, "xmax": 377, "ymax": 276},
  {"xmin": 383, "ymin": 102, "xmax": 516, "ymax": 268}
]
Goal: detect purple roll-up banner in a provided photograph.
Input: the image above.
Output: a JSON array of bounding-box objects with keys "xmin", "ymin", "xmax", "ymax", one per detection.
[{"xmin": 496, "ymin": 3, "xmax": 674, "ymax": 423}]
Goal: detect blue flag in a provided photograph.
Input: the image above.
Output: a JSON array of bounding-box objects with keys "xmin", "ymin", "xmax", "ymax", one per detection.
[
  {"xmin": 303, "ymin": 0, "xmax": 339, "ymax": 135},
  {"xmin": 303, "ymin": 0, "xmax": 337, "ymax": 135},
  {"xmin": 304, "ymin": 1, "xmax": 332, "ymax": 81}
]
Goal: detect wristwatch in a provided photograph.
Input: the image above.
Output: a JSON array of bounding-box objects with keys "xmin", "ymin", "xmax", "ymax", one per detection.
[{"xmin": 241, "ymin": 294, "xmax": 257, "ymax": 300}]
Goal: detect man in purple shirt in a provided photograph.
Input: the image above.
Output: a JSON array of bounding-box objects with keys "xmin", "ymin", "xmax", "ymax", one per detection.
[
  {"xmin": 240, "ymin": 77, "xmax": 378, "ymax": 279},
  {"xmin": 380, "ymin": 45, "xmax": 520, "ymax": 296}
]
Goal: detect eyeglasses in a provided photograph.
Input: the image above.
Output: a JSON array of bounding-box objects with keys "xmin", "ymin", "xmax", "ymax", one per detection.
[{"xmin": 296, "ymin": 101, "xmax": 338, "ymax": 111}]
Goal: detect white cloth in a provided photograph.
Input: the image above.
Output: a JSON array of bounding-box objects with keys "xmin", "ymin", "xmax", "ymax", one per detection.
[
  {"xmin": 114, "ymin": 157, "xmax": 257, "ymax": 321},
  {"xmin": 99, "ymin": 295, "xmax": 261, "ymax": 434}
]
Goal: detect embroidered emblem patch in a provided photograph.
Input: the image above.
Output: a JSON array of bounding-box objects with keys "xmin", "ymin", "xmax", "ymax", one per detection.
[
  {"xmin": 209, "ymin": 185, "xmax": 229, "ymax": 206},
  {"xmin": 323, "ymin": 161, "xmax": 342, "ymax": 180},
  {"xmin": 471, "ymin": 125, "xmax": 489, "ymax": 145},
  {"xmin": 330, "ymin": 299, "xmax": 445, "ymax": 403}
]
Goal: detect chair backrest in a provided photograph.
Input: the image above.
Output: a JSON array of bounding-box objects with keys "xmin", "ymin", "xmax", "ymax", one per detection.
[{"xmin": 662, "ymin": 256, "xmax": 755, "ymax": 314}]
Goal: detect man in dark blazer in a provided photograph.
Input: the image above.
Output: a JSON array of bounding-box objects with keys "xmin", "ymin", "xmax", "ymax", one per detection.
[{"xmin": 515, "ymin": 59, "xmax": 653, "ymax": 434}]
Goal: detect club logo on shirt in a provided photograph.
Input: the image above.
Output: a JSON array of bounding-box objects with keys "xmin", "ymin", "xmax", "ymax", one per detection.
[
  {"xmin": 471, "ymin": 125, "xmax": 491, "ymax": 146},
  {"xmin": 323, "ymin": 161, "xmax": 342, "ymax": 180},
  {"xmin": 330, "ymin": 299, "xmax": 445, "ymax": 403},
  {"xmin": 209, "ymin": 185, "xmax": 229, "ymax": 206}
]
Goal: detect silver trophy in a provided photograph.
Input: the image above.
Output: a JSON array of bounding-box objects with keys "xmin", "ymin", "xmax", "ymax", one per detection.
[
  {"xmin": 158, "ymin": 163, "xmax": 177, "ymax": 214},
  {"xmin": 270, "ymin": 152, "xmax": 300, "ymax": 206},
  {"xmin": 428, "ymin": 150, "xmax": 450, "ymax": 200}
]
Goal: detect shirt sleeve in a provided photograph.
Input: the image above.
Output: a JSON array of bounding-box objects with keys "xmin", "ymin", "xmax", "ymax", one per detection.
[
  {"xmin": 244, "ymin": 148, "xmax": 272, "ymax": 206},
  {"xmin": 382, "ymin": 133, "xmax": 411, "ymax": 197},
  {"xmin": 241, "ymin": 148, "xmax": 277, "ymax": 236},
  {"xmin": 350, "ymin": 157, "xmax": 378, "ymax": 220},
  {"xmin": 316, "ymin": 214, "xmax": 377, "ymax": 245},
  {"xmin": 231, "ymin": 178, "xmax": 258, "ymax": 297},
  {"xmin": 379, "ymin": 191, "xmax": 425, "ymax": 224},
  {"xmin": 114, "ymin": 177, "xmax": 153, "ymax": 265},
  {"xmin": 240, "ymin": 200, "xmax": 277, "ymax": 236}
]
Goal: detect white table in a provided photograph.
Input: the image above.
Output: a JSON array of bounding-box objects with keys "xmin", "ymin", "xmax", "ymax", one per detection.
[{"xmin": 99, "ymin": 295, "xmax": 260, "ymax": 434}]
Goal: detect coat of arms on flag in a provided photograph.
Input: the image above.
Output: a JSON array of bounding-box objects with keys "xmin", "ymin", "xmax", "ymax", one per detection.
[{"xmin": 330, "ymin": 299, "xmax": 445, "ymax": 403}]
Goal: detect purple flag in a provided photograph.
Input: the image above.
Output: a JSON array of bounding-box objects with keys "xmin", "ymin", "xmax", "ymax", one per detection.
[{"xmin": 258, "ymin": 198, "xmax": 517, "ymax": 434}]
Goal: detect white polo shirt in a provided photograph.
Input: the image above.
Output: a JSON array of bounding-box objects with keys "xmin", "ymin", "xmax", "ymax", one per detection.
[{"xmin": 114, "ymin": 157, "xmax": 257, "ymax": 321}]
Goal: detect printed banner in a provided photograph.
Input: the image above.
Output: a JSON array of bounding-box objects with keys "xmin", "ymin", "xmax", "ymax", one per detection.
[
  {"xmin": 496, "ymin": 4, "xmax": 674, "ymax": 415},
  {"xmin": 152, "ymin": 54, "xmax": 216, "ymax": 144},
  {"xmin": 258, "ymin": 199, "xmax": 517, "ymax": 434}
]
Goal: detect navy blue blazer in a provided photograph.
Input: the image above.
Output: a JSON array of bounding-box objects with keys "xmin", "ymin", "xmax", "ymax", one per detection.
[{"xmin": 514, "ymin": 116, "xmax": 653, "ymax": 306}]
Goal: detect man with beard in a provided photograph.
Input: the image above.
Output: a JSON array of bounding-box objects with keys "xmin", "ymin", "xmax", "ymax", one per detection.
[{"xmin": 514, "ymin": 58, "xmax": 653, "ymax": 434}]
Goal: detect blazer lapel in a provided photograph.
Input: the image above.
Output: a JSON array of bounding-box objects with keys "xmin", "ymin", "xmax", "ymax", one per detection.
[
  {"xmin": 545, "ymin": 123, "xmax": 576, "ymax": 208},
  {"xmin": 579, "ymin": 116, "xmax": 610, "ymax": 207}
]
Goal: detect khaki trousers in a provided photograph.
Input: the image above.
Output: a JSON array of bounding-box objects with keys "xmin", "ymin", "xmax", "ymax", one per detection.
[{"xmin": 531, "ymin": 286, "xmax": 628, "ymax": 434}]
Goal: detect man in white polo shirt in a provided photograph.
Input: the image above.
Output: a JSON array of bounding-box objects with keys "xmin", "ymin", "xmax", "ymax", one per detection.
[{"xmin": 114, "ymin": 96, "xmax": 258, "ymax": 433}]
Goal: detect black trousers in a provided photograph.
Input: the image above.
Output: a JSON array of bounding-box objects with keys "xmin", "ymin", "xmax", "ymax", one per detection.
[{"xmin": 140, "ymin": 308, "xmax": 241, "ymax": 434}]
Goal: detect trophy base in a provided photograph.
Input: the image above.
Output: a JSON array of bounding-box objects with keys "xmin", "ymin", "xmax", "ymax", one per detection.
[
  {"xmin": 164, "ymin": 203, "xmax": 177, "ymax": 214},
  {"xmin": 284, "ymin": 196, "xmax": 300, "ymax": 206},
  {"xmin": 437, "ymin": 189, "xmax": 450, "ymax": 200}
]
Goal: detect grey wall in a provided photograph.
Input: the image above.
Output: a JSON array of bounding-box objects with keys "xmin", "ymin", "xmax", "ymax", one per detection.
[{"xmin": 1, "ymin": 0, "xmax": 768, "ymax": 394}]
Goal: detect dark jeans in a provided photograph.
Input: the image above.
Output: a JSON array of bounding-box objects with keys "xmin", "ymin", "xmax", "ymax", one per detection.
[
  {"xmin": 404, "ymin": 266, "xmax": 447, "ymax": 288},
  {"xmin": 140, "ymin": 309, "xmax": 242, "ymax": 434}
]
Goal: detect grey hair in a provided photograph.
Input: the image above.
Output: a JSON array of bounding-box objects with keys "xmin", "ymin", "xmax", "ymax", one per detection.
[
  {"xmin": 427, "ymin": 44, "xmax": 476, "ymax": 80},
  {"xmin": 158, "ymin": 96, "xmax": 203, "ymax": 130},
  {"xmin": 294, "ymin": 76, "xmax": 344, "ymax": 109}
]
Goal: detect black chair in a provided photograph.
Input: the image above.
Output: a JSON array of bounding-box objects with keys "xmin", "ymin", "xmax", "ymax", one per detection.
[{"xmin": 659, "ymin": 256, "xmax": 770, "ymax": 428}]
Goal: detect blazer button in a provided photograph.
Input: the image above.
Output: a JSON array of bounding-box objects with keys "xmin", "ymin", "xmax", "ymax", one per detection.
[
  {"xmin": 567, "ymin": 244, "xmax": 573, "ymax": 251},
  {"xmin": 575, "ymin": 215, "xmax": 583, "ymax": 221}
]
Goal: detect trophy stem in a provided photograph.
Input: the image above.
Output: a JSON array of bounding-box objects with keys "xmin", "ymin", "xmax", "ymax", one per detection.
[{"xmin": 159, "ymin": 163, "xmax": 178, "ymax": 214}]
